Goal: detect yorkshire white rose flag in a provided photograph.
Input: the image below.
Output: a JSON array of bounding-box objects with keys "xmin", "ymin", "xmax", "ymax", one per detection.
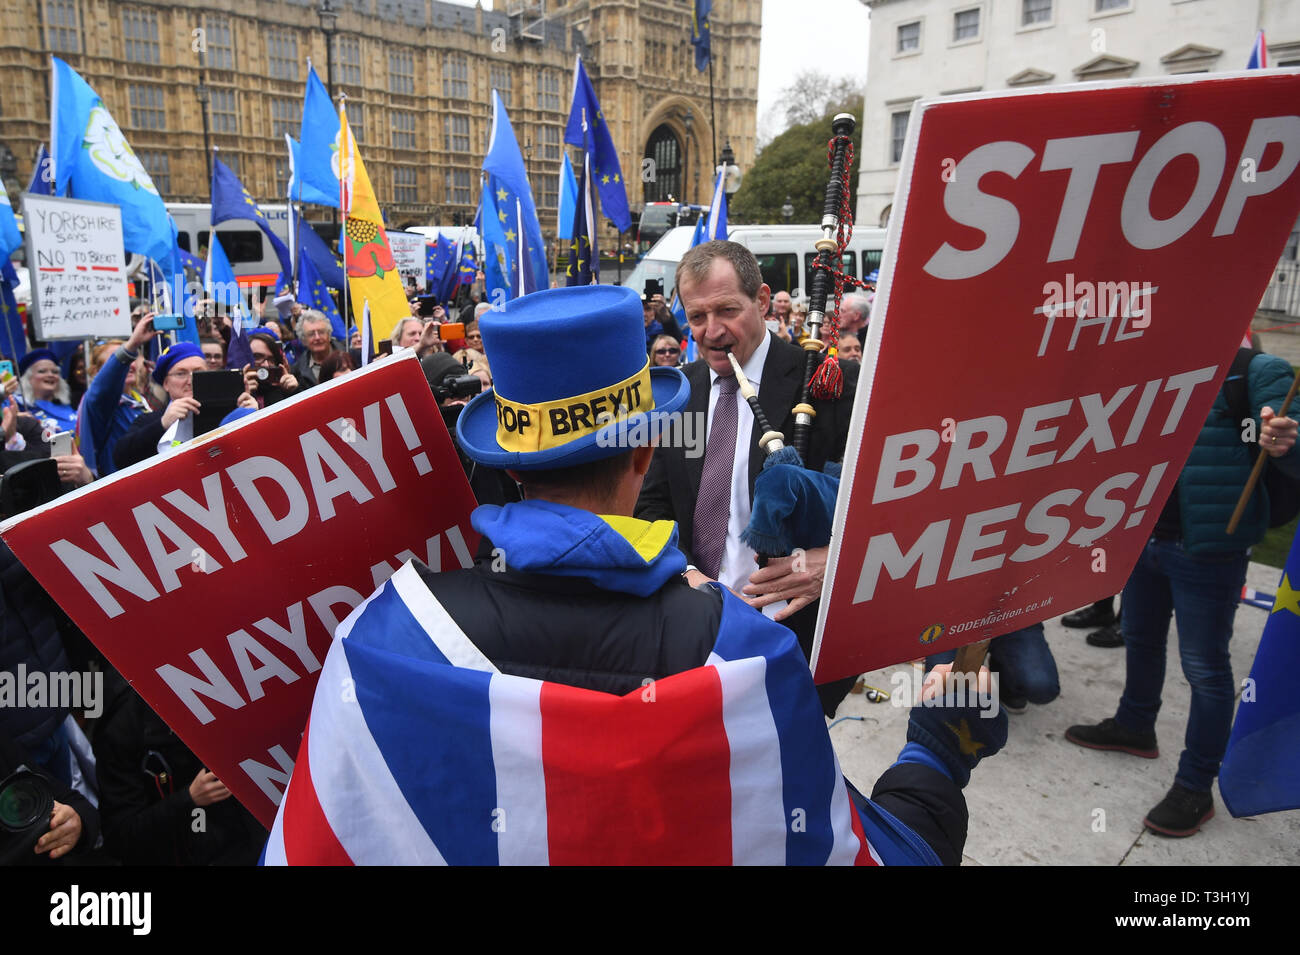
[{"xmin": 50, "ymin": 57, "xmax": 172, "ymax": 264}]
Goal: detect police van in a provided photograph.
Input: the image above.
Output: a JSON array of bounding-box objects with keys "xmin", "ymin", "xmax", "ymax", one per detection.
[
  {"xmin": 167, "ymin": 202, "xmax": 296, "ymax": 288},
  {"xmin": 622, "ymin": 224, "xmax": 886, "ymax": 304}
]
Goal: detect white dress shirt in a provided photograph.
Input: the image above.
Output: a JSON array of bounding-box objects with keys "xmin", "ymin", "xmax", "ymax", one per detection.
[{"xmin": 703, "ymin": 332, "xmax": 787, "ymax": 619}]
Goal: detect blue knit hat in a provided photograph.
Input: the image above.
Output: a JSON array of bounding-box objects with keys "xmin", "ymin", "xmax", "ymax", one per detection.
[
  {"xmin": 152, "ymin": 342, "xmax": 205, "ymax": 384},
  {"xmin": 456, "ymin": 285, "xmax": 689, "ymax": 470},
  {"xmin": 18, "ymin": 348, "xmax": 59, "ymax": 377}
]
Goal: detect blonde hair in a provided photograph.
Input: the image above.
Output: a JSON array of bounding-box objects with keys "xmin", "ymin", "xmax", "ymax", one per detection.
[
  {"xmin": 90, "ymin": 341, "xmax": 126, "ymax": 380},
  {"xmin": 391, "ymin": 317, "xmax": 423, "ymax": 348}
]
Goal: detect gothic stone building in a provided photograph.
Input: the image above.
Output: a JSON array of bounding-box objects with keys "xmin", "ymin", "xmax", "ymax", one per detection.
[{"xmin": 0, "ymin": 0, "xmax": 760, "ymax": 242}]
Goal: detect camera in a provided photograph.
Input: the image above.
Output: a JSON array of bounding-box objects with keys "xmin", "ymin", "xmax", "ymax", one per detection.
[
  {"xmin": 643, "ymin": 279, "xmax": 664, "ymax": 302},
  {"xmin": 0, "ymin": 767, "xmax": 55, "ymax": 865},
  {"xmin": 255, "ymin": 365, "xmax": 284, "ymax": 386},
  {"xmin": 433, "ymin": 373, "xmax": 483, "ymax": 404}
]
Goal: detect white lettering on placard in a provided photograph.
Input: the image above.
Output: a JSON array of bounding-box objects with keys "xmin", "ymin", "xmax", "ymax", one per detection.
[
  {"xmin": 922, "ymin": 115, "xmax": 1300, "ymax": 279},
  {"xmin": 226, "ymin": 455, "xmax": 312, "ymax": 544},
  {"xmin": 49, "ymin": 524, "xmax": 161, "ymax": 618},
  {"xmin": 239, "ymin": 744, "xmax": 296, "ymax": 806}
]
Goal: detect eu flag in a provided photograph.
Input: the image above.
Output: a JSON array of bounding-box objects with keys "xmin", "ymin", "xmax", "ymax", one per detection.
[
  {"xmin": 433, "ymin": 235, "xmax": 458, "ymax": 302},
  {"xmin": 425, "ymin": 239, "xmax": 448, "ymax": 298},
  {"xmin": 1, "ymin": 262, "xmax": 26, "ymax": 364},
  {"xmin": 564, "ymin": 57, "xmax": 631, "ymax": 233},
  {"xmin": 28, "ymin": 144, "xmax": 53, "ymax": 197},
  {"xmin": 205, "ymin": 233, "xmax": 253, "ymax": 369},
  {"xmin": 293, "ymin": 210, "xmax": 345, "ymax": 289},
  {"xmin": 211, "ymin": 157, "xmax": 293, "ymax": 277},
  {"xmin": 1220, "ymin": 527, "xmax": 1300, "ymax": 817},
  {"xmin": 565, "ymin": 149, "xmax": 597, "ymax": 287},
  {"xmin": 50, "ymin": 58, "xmax": 172, "ymax": 264},
  {"xmin": 297, "ymin": 247, "xmax": 345, "ymax": 340},
  {"xmin": 706, "ymin": 166, "xmax": 729, "ymax": 241},
  {"xmin": 481, "ymin": 92, "xmax": 547, "ymax": 302},
  {"xmin": 692, "ymin": 1, "xmax": 712, "ymax": 72},
  {"xmin": 457, "ymin": 238, "xmax": 477, "ymax": 287},
  {"xmin": 295, "ymin": 64, "xmax": 341, "ymax": 209}
]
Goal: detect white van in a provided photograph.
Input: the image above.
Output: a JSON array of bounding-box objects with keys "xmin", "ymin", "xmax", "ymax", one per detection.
[
  {"xmin": 621, "ymin": 224, "xmax": 887, "ymax": 302},
  {"xmin": 167, "ymin": 202, "xmax": 295, "ymax": 287}
]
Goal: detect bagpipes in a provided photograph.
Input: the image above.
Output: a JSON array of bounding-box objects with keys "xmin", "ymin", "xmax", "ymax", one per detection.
[{"xmin": 734, "ymin": 113, "xmax": 862, "ymax": 564}]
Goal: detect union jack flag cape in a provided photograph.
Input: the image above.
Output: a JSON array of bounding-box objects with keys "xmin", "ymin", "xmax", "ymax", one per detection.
[{"xmin": 264, "ymin": 562, "xmax": 937, "ymax": 865}]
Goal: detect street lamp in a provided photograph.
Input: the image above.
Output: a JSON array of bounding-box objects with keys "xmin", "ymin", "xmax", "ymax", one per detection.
[
  {"xmin": 781, "ymin": 195, "xmax": 794, "ymax": 223},
  {"xmin": 317, "ymin": 0, "xmax": 338, "ymax": 101},
  {"xmin": 195, "ymin": 82, "xmax": 212, "ymax": 185}
]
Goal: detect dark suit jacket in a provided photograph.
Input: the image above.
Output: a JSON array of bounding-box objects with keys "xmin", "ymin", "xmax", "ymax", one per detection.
[{"xmin": 635, "ymin": 331, "xmax": 858, "ymax": 567}]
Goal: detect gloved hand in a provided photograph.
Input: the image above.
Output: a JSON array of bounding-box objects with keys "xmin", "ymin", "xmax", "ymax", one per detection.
[{"xmin": 905, "ymin": 664, "xmax": 1008, "ymax": 787}]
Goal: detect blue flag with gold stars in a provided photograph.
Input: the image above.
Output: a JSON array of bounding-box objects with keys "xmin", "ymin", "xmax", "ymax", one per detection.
[
  {"xmin": 1220, "ymin": 528, "xmax": 1300, "ymax": 817},
  {"xmin": 426, "ymin": 238, "xmax": 449, "ymax": 300},
  {"xmin": 0, "ymin": 262, "xmax": 25, "ymax": 364},
  {"xmin": 564, "ymin": 57, "xmax": 631, "ymax": 233},
  {"xmin": 565, "ymin": 147, "xmax": 597, "ymax": 287},
  {"xmin": 296, "ymin": 239, "xmax": 346, "ymax": 340},
  {"xmin": 692, "ymin": 1, "xmax": 712, "ymax": 72},
  {"xmin": 482, "ymin": 92, "xmax": 547, "ymax": 302},
  {"xmin": 211, "ymin": 156, "xmax": 293, "ymax": 278}
]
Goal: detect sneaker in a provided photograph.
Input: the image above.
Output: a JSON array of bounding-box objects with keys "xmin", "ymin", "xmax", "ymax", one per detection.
[
  {"xmin": 1064, "ymin": 718, "xmax": 1158, "ymax": 758},
  {"xmin": 1086, "ymin": 622, "xmax": 1124, "ymax": 648},
  {"xmin": 1062, "ymin": 604, "xmax": 1116, "ymax": 629},
  {"xmin": 1143, "ymin": 784, "xmax": 1214, "ymax": 837}
]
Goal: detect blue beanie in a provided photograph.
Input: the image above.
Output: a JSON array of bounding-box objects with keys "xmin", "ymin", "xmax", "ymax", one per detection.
[
  {"xmin": 152, "ymin": 342, "xmax": 205, "ymax": 385},
  {"xmin": 19, "ymin": 348, "xmax": 59, "ymax": 377}
]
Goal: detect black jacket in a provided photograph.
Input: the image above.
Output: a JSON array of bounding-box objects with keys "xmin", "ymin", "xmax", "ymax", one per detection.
[
  {"xmin": 92, "ymin": 672, "xmax": 266, "ymax": 865},
  {"xmin": 0, "ymin": 539, "xmax": 73, "ymax": 750},
  {"xmin": 635, "ymin": 331, "xmax": 858, "ymax": 566},
  {"xmin": 112, "ymin": 409, "xmax": 166, "ymax": 472}
]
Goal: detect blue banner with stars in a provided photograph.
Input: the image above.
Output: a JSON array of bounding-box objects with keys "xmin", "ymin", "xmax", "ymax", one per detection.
[
  {"xmin": 565, "ymin": 149, "xmax": 597, "ymax": 287},
  {"xmin": 297, "ymin": 240, "xmax": 346, "ymax": 340},
  {"xmin": 1220, "ymin": 527, "xmax": 1300, "ymax": 817},
  {"xmin": 481, "ymin": 92, "xmax": 547, "ymax": 302},
  {"xmin": 211, "ymin": 156, "xmax": 293, "ymax": 278},
  {"xmin": 564, "ymin": 57, "xmax": 631, "ymax": 234}
]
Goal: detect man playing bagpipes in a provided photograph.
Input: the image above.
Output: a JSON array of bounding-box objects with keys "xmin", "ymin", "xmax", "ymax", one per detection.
[{"xmin": 264, "ymin": 285, "xmax": 1006, "ymax": 865}]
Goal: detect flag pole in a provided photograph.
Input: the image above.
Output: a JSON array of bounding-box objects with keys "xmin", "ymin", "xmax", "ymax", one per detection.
[
  {"xmin": 1227, "ymin": 372, "xmax": 1300, "ymax": 534},
  {"xmin": 338, "ymin": 92, "xmax": 351, "ymax": 344}
]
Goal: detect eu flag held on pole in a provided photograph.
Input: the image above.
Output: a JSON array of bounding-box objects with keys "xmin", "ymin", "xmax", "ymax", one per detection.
[
  {"xmin": 692, "ymin": 0, "xmax": 712, "ymax": 72},
  {"xmin": 295, "ymin": 64, "xmax": 341, "ymax": 208},
  {"xmin": 564, "ymin": 57, "xmax": 631, "ymax": 233},
  {"xmin": 28, "ymin": 144, "xmax": 53, "ymax": 196},
  {"xmin": 50, "ymin": 57, "xmax": 172, "ymax": 265},
  {"xmin": 1219, "ymin": 527, "xmax": 1300, "ymax": 817},
  {"xmin": 481, "ymin": 91, "xmax": 548, "ymax": 301},
  {"xmin": 566, "ymin": 148, "xmax": 598, "ymax": 287},
  {"xmin": 211, "ymin": 157, "xmax": 293, "ymax": 276},
  {"xmin": 706, "ymin": 166, "xmax": 729, "ymax": 241},
  {"xmin": 297, "ymin": 248, "xmax": 346, "ymax": 340}
]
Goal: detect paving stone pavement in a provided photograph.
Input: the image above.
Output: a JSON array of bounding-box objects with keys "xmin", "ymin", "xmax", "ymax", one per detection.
[{"xmin": 830, "ymin": 559, "xmax": 1300, "ymax": 865}]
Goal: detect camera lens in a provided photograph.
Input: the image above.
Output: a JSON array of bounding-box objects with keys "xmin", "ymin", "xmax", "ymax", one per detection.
[
  {"xmin": 0, "ymin": 773, "xmax": 54, "ymax": 832},
  {"xmin": 256, "ymin": 367, "xmax": 270, "ymax": 381}
]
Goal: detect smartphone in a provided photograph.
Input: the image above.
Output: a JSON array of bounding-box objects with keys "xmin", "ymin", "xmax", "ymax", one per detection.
[
  {"xmin": 0, "ymin": 360, "xmax": 14, "ymax": 381},
  {"xmin": 438, "ymin": 322, "xmax": 465, "ymax": 341},
  {"xmin": 378, "ymin": 340, "xmax": 395, "ymax": 356},
  {"xmin": 644, "ymin": 279, "xmax": 664, "ymax": 300},
  {"xmin": 49, "ymin": 431, "xmax": 74, "ymax": 457},
  {"xmin": 191, "ymin": 370, "xmax": 245, "ymax": 436},
  {"xmin": 151, "ymin": 314, "xmax": 187, "ymax": 332}
]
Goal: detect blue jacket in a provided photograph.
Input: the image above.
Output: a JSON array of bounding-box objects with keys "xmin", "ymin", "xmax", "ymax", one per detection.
[
  {"xmin": 77, "ymin": 348, "xmax": 149, "ymax": 478},
  {"xmin": 1177, "ymin": 352, "xmax": 1300, "ymax": 554}
]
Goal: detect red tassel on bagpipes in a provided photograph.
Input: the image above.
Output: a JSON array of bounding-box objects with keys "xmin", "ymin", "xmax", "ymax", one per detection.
[{"xmin": 809, "ymin": 353, "xmax": 843, "ymax": 399}]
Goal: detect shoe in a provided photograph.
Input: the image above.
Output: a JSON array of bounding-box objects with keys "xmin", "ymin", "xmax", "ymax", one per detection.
[
  {"xmin": 1065, "ymin": 718, "xmax": 1158, "ymax": 758},
  {"xmin": 1062, "ymin": 604, "xmax": 1116, "ymax": 629},
  {"xmin": 1143, "ymin": 784, "xmax": 1214, "ymax": 837},
  {"xmin": 1000, "ymin": 693, "xmax": 1027, "ymax": 714},
  {"xmin": 1086, "ymin": 622, "xmax": 1124, "ymax": 648}
]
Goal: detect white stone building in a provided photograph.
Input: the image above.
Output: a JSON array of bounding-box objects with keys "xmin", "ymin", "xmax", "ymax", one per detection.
[{"xmin": 856, "ymin": 0, "xmax": 1300, "ymax": 229}]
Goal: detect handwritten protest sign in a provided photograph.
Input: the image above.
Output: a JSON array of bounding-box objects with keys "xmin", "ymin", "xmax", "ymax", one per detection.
[
  {"xmin": 386, "ymin": 230, "xmax": 427, "ymax": 292},
  {"xmin": 1, "ymin": 355, "xmax": 479, "ymax": 826},
  {"xmin": 21, "ymin": 194, "xmax": 130, "ymax": 340},
  {"xmin": 813, "ymin": 71, "xmax": 1300, "ymax": 683}
]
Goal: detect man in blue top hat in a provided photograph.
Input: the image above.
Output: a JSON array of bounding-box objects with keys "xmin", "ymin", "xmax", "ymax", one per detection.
[{"xmin": 267, "ymin": 284, "xmax": 1005, "ymax": 865}]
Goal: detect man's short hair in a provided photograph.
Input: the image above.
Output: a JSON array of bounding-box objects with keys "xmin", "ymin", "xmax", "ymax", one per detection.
[
  {"xmin": 516, "ymin": 448, "xmax": 637, "ymax": 500},
  {"xmin": 297, "ymin": 310, "xmax": 331, "ymax": 337},
  {"xmin": 676, "ymin": 240, "xmax": 763, "ymax": 301},
  {"xmin": 474, "ymin": 301, "xmax": 493, "ymax": 319}
]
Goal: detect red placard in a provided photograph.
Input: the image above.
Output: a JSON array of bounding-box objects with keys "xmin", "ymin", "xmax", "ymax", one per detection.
[
  {"xmin": 814, "ymin": 71, "xmax": 1300, "ymax": 682},
  {"xmin": 1, "ymin": 355, "xmax": 480, "ymax": 826}
]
